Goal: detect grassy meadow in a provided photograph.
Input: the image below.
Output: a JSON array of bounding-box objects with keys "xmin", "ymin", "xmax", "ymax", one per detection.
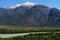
[
  {"xmin": 0, "ymin": 25, "xmax": 60, "ymax": 34},
  {"xmin": 0, "ymin": 25, "xmax": 60, "ymax": 40}
]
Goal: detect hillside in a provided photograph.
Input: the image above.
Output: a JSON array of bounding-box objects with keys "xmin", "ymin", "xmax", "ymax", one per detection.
[{"xmin": 0, "ymin": 2, "xmax": 60, "ymax": 26}]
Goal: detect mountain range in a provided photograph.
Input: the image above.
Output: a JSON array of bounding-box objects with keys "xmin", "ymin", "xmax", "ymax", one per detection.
[{"xmin": 0, "ymin": 2, "xmax": 60, "ymax": 27}]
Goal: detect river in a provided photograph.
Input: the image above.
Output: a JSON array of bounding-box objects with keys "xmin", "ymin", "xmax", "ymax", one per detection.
[{"xmin": 0, "ymin": 32, "xmax": 60, "ymax": 38}]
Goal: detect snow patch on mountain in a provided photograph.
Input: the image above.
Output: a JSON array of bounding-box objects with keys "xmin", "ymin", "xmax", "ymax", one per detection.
[{"xmin": 9, "ymin": 1, "xmax": 36, "ymax": 9}]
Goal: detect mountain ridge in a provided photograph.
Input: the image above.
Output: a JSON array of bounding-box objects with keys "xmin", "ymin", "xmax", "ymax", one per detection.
[{"xmin": 0, "ymin": 2, "xmax": 60, "ymax": 27}]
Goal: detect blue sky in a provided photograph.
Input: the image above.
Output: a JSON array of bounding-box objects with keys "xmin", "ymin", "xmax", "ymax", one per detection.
[{"xmin": 0, "ymin": 0, "xmax": 60, "ymax": 9}]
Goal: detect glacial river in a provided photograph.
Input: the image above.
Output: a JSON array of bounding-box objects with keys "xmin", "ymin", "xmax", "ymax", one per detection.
[{"xmin": 0, "ymin": 32, "xmax": 60, "ymax": 38}]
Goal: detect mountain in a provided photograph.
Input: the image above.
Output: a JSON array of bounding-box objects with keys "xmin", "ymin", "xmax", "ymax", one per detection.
[{"xmin": 0, "ymin": 2, "xmax": 60, "ymax": 27}]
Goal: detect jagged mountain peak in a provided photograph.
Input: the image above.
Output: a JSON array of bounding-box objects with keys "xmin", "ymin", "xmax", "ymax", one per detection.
[{"xmin": 9, "ymin": 1, "xmax": 36, "ymax": 9}]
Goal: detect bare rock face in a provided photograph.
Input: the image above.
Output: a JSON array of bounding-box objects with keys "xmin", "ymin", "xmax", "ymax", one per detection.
[
  {"xmin": 48, "ymin": 8, "xmax": 60, "ymax": 26},
  {"xmin": 0, "ymin": 3, "xmax": 60, "ymax": 27}
]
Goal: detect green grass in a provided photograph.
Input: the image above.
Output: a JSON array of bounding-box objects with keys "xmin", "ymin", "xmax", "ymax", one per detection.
[{"xmin": 0, "ymin": 25, "xmax": 60, "ymax": 34}]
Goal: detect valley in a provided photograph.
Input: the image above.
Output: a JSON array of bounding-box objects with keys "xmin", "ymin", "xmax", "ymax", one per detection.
[{"xmin": 0, "ymin": 25, "xmax": 60, "ymax": 40}]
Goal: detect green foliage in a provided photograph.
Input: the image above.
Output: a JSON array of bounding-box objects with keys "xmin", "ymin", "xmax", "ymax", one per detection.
[{"xmin": 0, "ymin": 28, "xmax": 60, "ymax": 34}]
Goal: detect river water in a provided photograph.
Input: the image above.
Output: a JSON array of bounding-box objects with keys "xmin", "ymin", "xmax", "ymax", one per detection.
[{"xmin": 0, "ymin": 32, "xmax": 60, "ymax": 38}]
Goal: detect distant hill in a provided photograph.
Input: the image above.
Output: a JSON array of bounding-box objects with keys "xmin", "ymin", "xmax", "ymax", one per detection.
[{"xmin": 0, "ymin": 2, "xmax": 60, "ymax": 27}]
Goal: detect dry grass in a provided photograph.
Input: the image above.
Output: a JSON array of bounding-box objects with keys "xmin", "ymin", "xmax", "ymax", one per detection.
[{"xmin": 0, "ymin": 25, "xmax": 60, "ymax": 31}]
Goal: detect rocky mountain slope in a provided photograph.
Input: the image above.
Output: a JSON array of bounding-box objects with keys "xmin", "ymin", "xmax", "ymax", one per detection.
[{"xmin": 0, "ymin": 2, "xmax": 60, "ymax": 26}]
